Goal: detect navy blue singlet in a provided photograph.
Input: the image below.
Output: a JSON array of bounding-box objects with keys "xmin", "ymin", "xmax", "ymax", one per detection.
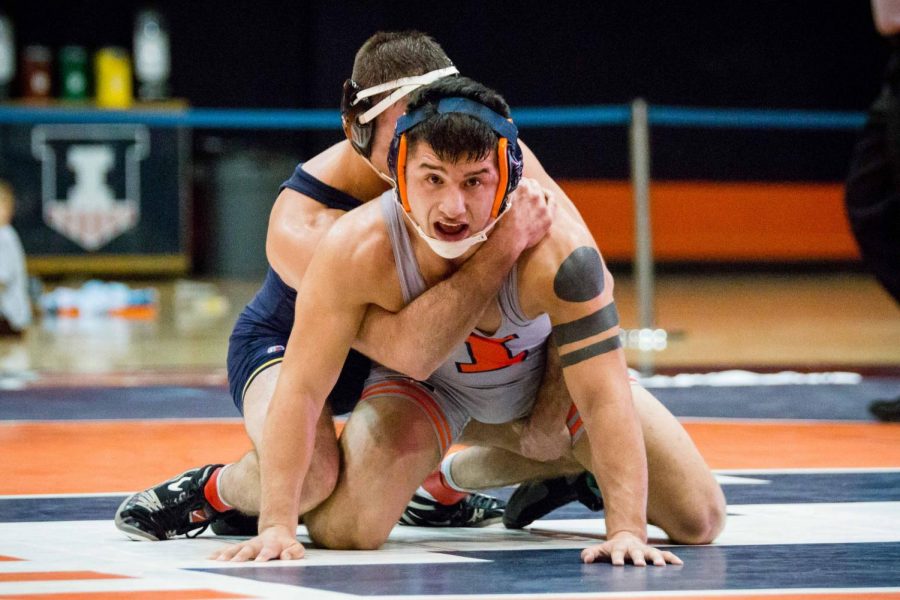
[{"xmin": 226, "ymin": 164, "xmax": 370, "ymax": 414}]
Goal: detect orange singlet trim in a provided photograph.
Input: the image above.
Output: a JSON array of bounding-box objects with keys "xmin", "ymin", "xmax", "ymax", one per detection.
[
  {"xmin": 363, "ymin": 382, "xmax": 452, "ymax": 452},
  {"xmin": 361, "ymin": 380, "xmax": 452, "ymax": 453},
  {"xmin": 568, "ymin": 418, "xmax": 584, "ymax": 438},
  {"xmin": 362, "ymin": 387, "xmax": 451, "ymax": 453},
  {"xmin": 566, "ymin": 402, "xmax": 584, "ymax": 439}
]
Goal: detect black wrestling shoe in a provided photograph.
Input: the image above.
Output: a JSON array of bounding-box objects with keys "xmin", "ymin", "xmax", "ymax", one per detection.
[
  {"xmin": 400, "ymin": 492, "xmax": 506, "ymax": 527},
  {"xmin": 503, "ymin": 472, "xmax": 603, "ymax": 529},
  {"xmin": 211, "ymin": 510, "xmax": 259, "ymax": 536},
  {"xmin": 115, "ymin": 464, "xmax": 224, "ymax": 541},
  {"xmin": 870, "ymin": 397, "xmax": 900, "ymax": 422}
]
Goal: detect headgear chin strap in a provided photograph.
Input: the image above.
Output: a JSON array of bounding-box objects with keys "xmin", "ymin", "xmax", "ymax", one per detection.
[
  {"xmin": 399, "ymin": 197, "xmax": 511, "ymax": 259},
  {"xmin": 341, "ymin": 66, "xmax": 459, "ymax": 158}
]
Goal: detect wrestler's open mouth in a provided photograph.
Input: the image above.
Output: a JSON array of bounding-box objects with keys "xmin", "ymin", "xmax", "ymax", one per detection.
[{"xmin": 434, "ymin": 221, "xmax": 469, "ymax": 240}]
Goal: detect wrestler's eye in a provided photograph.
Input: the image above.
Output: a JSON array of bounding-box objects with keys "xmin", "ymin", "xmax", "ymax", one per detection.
[
  {"xmin": 465, "ymin": 177, "xmax": 481, "ymax": 187},
  {"xmin": 426, "ymin": 174, "xmax": 442, "ymax": 185}
]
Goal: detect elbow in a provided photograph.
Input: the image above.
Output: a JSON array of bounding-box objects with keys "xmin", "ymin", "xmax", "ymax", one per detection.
[
  {"xmin": 406, "ymin": 363, "xmax": 438, "ymax": 382},
  {"xmin": 358, "ymin": 342, "xmax": 437, "ymax": 381}
]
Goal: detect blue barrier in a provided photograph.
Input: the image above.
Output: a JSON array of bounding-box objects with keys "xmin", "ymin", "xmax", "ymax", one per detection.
[
  {"xmin": 512, "ymin": 105, "xmax": 631, "ymax": 127},
  {"xmin": 648, "ymin": 105, "xmax": 866, "ymax": 130},
  {"xmin": 0, "ymin": 103, "xmax": 866, "ymax": 131},
  {"xmin": 0, "ymin": 106, "xmax": 340, "ymax": 129}
]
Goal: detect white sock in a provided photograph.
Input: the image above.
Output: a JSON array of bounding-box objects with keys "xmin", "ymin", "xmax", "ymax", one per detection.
[
  {"xmin": 414, "ymin": 486, "xmax": 437, "ymax": 501},
  {"xmin": 440, "ymin": 451, "xmax": 471, "ymax": 493},
  {"xmin": 215, "ymin": 463, "xmax": 236, "ymax": 510}
]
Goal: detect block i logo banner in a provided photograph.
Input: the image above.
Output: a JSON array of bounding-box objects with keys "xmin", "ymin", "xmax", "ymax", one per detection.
[{"xmin": 31, "ymin": 125, "xmax": 150, "ymax": 251}]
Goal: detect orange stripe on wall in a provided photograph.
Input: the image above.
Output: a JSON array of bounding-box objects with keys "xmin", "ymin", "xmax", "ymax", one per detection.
[
  {"xmin": 0, "ymin": 555, "xmax": 24, "ymax": 561},
  {"xmin": 560, "ymin": 180, "xmax": 859, "ymax": 261},
  {"xmin": 0, "ymin": 571, "xmax": 129, "ymax": 582}
]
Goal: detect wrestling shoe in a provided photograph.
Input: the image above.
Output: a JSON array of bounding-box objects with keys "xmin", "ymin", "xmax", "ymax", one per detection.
[
  {"xmin": 400, "ymin": 492, "xmax": 506, "ymax": 527},
  {"xmin": 115, "ymin": 464, "xmax": 224, "ymax": 541},
  {"xmin": 870, "ymin": 396, "xmax": 900, "ymax": 422},
  {"xmin": 503, "ymin": 472, "xmax": 603, "ymax": 529},
  {"xmin": 210, "ymin": 510, "xmax": 259, "ymax": 536}
]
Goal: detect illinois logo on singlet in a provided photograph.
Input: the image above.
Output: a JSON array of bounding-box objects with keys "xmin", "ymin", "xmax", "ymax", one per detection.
[{"xmin": 456, "ymin": 333, "xmax": 528, "ymax": 374}]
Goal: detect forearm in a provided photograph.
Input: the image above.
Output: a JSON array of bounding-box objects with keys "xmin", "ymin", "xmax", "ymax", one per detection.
[
  {"xmin": 584, "ymin": 396, "xmax": 648, "ymax": 541},
  {"xmin": 355, "ymin": 231, "xmax": 524, "ymax": 378},
  {"xmin": 258, "ymin": 386, "xmax": 322, "ymax": 532}
]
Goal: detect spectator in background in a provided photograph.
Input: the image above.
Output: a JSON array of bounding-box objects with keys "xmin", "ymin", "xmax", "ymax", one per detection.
[
  {"xmin": 844, "ymin": 0, "xmax": 900, "ymax": 421},
  {"xmin": 0, "ymin": 180, "xmax": 31, "ymax": 336}
]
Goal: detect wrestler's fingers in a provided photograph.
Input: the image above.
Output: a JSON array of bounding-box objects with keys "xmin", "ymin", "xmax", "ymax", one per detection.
[
  {"xmin": 280, "ymin": 543, "xmax": 304, "ymax": 561},
  {"xmin": 629, "ymin": 548, "xmax": 647, "ymax": 567},
  {"xmin": 580, "ymin": 546, "xmax": 599, "ymax": 563},
  {"xmin": 211, "ymin": 543, "xmax": 242, "ymax": 561},
  {"xmin": 661, "ymin": 550, "xmax": 683, "ymax": 565},
  {"xmin": 232, "ymin": 542, "xmax": 261, "ymax": 562}
]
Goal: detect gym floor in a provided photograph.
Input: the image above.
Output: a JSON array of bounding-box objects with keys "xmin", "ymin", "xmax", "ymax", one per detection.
[{"xmin": 0, "ymin": 269, "xmax": 898, "ymax": 599}]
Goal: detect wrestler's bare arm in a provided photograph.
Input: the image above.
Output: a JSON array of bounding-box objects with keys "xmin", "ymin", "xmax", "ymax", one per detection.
[
  {"xmin": 258, "ymin": 209, "xmax": 393, "ymax": 547},
  {"xmin": 518, "ymin": 213, "xmax": 680, "ymax": 567},
  {"xmin": 266, "ymin": 188, "xmax": 343, "ymax": 290}
]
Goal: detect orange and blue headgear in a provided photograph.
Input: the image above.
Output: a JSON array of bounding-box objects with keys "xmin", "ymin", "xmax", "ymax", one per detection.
[{"xmin": 387, "ymin": 97, "xmax": 524, "ymax": 219}]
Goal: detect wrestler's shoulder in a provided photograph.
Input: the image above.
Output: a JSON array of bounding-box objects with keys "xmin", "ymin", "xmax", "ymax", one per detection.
[
  {"xmin": 321, "ymin": 201, "xmax": 392, "ymax": 266},
  {"xmin": 515, "ymin": 208, "xmax": 608, "ymax": 315}
]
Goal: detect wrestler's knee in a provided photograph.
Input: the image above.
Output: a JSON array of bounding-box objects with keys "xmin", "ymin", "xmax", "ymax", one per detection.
[
  {"xmin": 665, "ymin": 486, "xmax": 727, "ymax": 545},
  {"xmin": 305, "ymin": 514, "xmax": 391, "ymax": 550}
]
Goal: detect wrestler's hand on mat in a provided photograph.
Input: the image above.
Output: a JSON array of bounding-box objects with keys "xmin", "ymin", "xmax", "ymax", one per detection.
[
  {"xmin": 211, "ymin": 525, "xmax": 304, "ymax": 562},
  {"xmin": 496, "ymin": 177, "xmax": 555, "ymax": 251},
  {"xmin": 581, "ymin": 531, "xmax": 682, "ymax": 567}
]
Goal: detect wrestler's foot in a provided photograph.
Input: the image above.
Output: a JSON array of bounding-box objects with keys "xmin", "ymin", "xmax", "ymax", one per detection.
[
  {"xmin": 503, "ymin": 472, "xmax": 603, "ymax": 529},
  {"xmin": 115, "ymin": 464, "xmax": 225, "ymax": 541},
  {"xmin": 400, "ymin": 492, "xmax": 506, "ymax": 527},
  {"xmin": 211, "ymin": 510, "xmax": 259, "ymax": 536},
  {"xmin": 870, "ymin": 396, "xmax": 900, "ymax": 422}
]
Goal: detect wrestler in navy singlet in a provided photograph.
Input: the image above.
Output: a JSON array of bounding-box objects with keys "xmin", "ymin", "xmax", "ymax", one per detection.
[{"xmin": 226, "ymin": 164, "xmax": 371, "ymax": 414}]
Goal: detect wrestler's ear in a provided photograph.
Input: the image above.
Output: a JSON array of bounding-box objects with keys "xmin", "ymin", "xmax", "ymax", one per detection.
[{"xmin": 341, "ymin": 78, "xmax": 375, "ymax": 157}]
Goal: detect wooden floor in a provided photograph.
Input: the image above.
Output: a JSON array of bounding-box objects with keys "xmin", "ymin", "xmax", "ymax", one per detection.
[
  {"xmin": 0, "ymin": 268, "xmax": 898, "ymax": 600},
  {"xmin": 1, "ymin": 269, "xmax": 897, "ymax": 376}
]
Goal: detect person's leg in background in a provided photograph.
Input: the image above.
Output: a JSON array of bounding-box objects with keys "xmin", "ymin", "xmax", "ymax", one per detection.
[{"xmin": 845, "ymin": 48, "xmax": 900, "ymax": 422}]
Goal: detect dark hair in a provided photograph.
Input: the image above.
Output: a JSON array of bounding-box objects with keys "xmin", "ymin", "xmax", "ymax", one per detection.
[
  {"xmin": 404, "ymin": 76, "xmax": 511, "ymax": 164},
  {"xmin": 352, "ymin": 31, "xmax": 453, "ymax": 89}
]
